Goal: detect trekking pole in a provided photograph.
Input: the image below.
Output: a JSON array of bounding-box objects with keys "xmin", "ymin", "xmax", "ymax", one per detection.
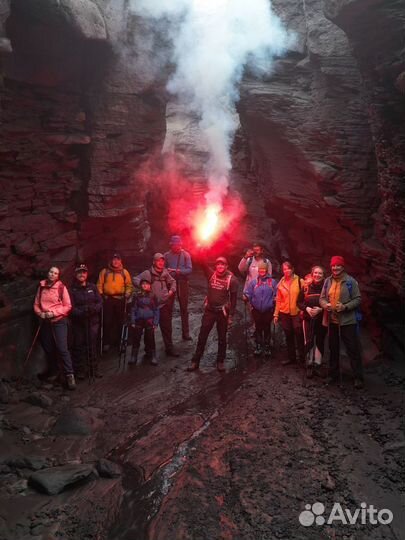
[
  {"xmin": 302, "ymin": 317, "xmax": 308, "ymax": 386},
  {"xmin": 19, "ymin": 320, "xmax": 43, "ymax": 380},
  {"xmin": 100, "ymin": 304, "xmax": 104, "ymax": 357},
  {"xmin": 243, "ymin": 301, "xmax": 249, "ymax": 361},
  {"xmin": 86, "ymin": 313, "xmax": 94, "ymax": 384},
  {"xmin": 338, "ymin": 320, "xmax": 343, "ymax": 388}
]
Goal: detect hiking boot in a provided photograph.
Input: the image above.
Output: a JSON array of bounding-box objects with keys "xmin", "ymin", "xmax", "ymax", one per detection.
[
  {"xmin": 128, "ymin": 347, "xmax": 139, "ymax": 365},
  {"xmin": 94, "ymin": 366, "xmax": 103, "ymax": 378},
  {"xmin": 166, "ymin": 348, "xmax": 180, "ymax": 358},
  {"xmin": 66, "ymin": 374, "xmax": 76, "ymax": 391},
  {"xmin": 281, "ymin": 358, "xmax": 296, "ymax": 366},
  {"xmin": 264, "ymin": 346, "xmax": 272, "ymax": 358},
  {"xmin": 325, "ymin": 376, "xmax": 339, "ymax": 386},
  {"xmin": 150, "ymin": 354, "xmax": 159, "ymax": 366},
  {"xmin": 306, "ymin": 365, "xmax": 314, "ymax": 379},
  {"xmin": 182, "ymin": 335, "xmax": 193, "ymax": 342},
  {"xmin": 354, "ymin": 378, "xmax": 364, "ymax": 390},
  {"xmin": 217, "ymin": 361, "xmax": 225, "ymax": 372},
  {"xmin": 186, "ymin": 361, "xmax": 199, "ymax": 372},
  {"xmin": 76, "ymin": 370, "xmax": 86, "ymax": 381},
  {"xmin": 253, "ymin": 344, "xmax": 262, "ymax": 356}
]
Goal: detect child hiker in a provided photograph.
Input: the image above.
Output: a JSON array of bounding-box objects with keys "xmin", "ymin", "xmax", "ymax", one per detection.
[{"xmin": 129, "ymin": 278, "xmax": 159, "ymax": 366}]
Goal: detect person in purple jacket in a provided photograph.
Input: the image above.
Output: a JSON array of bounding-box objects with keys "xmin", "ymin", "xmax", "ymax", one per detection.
[{"xmin": 243, "ymin": 261, "xmax": 277, "ymax": 357}]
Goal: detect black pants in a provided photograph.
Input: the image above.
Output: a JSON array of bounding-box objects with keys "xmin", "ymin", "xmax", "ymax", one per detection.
[
  {"xmin": 159, "ymin": 302, "xmax": 174, "ymax": 352},
  {"xmin": 279, "ymin": 313, "xmax": 305, "ymax": 362},
  {"xmin": 252, "ymin": 308, "xmax": 273, "ymax": 347},
  {"xmin": 71, "ymin": 319, "xmax": 99, "ymax": 374},
  {"xmin": 132, "ymin": 320, "xmax": 155, "ymax": 357},
  {"xmin": 302, "ymin": 316, "xmax": 327, "ymax": 356},
  {"xmin": 40, "ymin": 319, "xmax": 73, "ymax": 375},
  {"xmin": 328, "ymin": 323, "xmax": 363, "ymax": 380},
  {"xmin": 194, "ymin": 308, "xmax": 228, "ymax": 364},
  {"xmin": 176, "ymin": 279, "xmax": 190, "ymax": 337},
  {"xmin": 103, "ymin": 297, "xmax": 126, "ymax": 347}
]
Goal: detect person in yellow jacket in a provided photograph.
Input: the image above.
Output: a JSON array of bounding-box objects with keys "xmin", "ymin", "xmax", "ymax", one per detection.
[
  {"xmin": 273, "ymin": 260, "xmax": 305, "ymax": 366},
  {"xmin": 97, "ymin": 253, "xmax": 133, "ymax": 352}
]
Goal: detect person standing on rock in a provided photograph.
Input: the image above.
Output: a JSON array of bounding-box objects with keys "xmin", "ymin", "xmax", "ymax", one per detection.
[
  {"xmin": 97, "ymin": 253, "xmax": 133, "ymax": 353},
  {"xmin": 164, "ymin": 235, "xmax": 193, "ymax": 341},
  {"xmin": 70, "ymin": 264, "xmax": 103, "ymax": 380},
  {"xmin": 319, "ymin": 256, "xmax": 364, "ymax": 389},
  {"xmin": 133, "ymin": 253, "xmax": 178, "ymax": 358},
  {"xmin": 243, "ymin": 261, "xmax": 277, "ymax": 357},
  {"xmin": 129, "ymin": 277, "xmax": 159, "ymax": 366},
  {"xmin": 187, "ymin": 256, "xmax": 239, "ymax": 372},
  {"xmin": 297, "ymin": 265, "xmax": 327, "ymax": 378},
  {"xmin": 33, "ymin": 266, "xmax": 76, "ymax": 390},
  {"xmin": 273, "ymin": 261, "xmax": 305, "ymax": 366}
]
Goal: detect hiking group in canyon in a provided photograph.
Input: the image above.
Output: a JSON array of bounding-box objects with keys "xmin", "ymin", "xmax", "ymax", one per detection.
[{"xmin": 31, "ymin": 236, "xmax": 364, "ymax": 391}]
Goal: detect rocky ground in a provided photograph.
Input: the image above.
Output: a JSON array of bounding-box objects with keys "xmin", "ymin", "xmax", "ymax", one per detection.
[{"xmin": 0, "ymin": 271, "xmax": 403, "ymax": 540}]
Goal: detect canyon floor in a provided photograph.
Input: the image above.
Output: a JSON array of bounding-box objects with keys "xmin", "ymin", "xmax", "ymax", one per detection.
[{"xmin": 0, "ymin": 271, "xmax": 403, "ymax": 540}]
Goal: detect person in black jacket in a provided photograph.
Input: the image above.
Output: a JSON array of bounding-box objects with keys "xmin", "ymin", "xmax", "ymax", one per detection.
[
  {"xmin": 187, "ymin": 256, "xmax": 238, "ymax": 372},
  {"xmin": 297, "ymin": 265, "xmax": 326, "ymax": 377},
  {"xmin": 70, "ymin": 264, "xmax": 103, "ymax": 379}
]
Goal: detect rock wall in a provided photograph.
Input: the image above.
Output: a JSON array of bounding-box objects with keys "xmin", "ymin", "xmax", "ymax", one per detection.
[
  {"xmin": 0, "ymin": 0, "xmax": 403, "ymax": 374},
  {"xmin": 0, "ymin": 0, "xmax": 167, "ymax": 375},
  {"xmin": 237, "ymin": 0, "xmax": 404, "ymax": 353}
]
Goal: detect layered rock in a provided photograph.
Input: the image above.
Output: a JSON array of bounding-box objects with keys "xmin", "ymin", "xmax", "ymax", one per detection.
[{"xmin": 0, "ymin": 0, "xmax": 167, "ymax": 375}]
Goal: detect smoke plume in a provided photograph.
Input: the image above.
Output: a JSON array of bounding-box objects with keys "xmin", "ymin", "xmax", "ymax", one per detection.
[{"xmin": 130, "ymin": 0, "xmax": 292, "ymax": 206}]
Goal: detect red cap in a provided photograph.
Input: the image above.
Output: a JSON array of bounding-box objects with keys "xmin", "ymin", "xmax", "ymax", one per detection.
[{"xmin": 330, "ymin": 255, "xmax": 345, "ymax": 267}]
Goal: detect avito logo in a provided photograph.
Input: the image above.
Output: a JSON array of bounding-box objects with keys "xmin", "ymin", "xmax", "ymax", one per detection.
[{"xmin": 299, "ymin": 502, "xmax": 393, "ymax": 527}]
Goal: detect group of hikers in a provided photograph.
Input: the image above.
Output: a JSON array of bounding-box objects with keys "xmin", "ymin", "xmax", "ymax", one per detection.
[{"xmin": 32, "ymin": 236, "xmax": 364, "ymax": 391}]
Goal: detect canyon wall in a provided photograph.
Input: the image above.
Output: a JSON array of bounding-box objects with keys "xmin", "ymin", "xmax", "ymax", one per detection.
[{"xmin": 0, "ymin": 0, "xmax": 403, "ymax": 374}]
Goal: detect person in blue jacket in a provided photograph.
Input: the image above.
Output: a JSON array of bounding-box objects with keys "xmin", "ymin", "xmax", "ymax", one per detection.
[
  {"xmin": 243, "ymin": 261, "xmax": 277, "ymax": 357},
  {"xmin": 164, "ymin": 235, "xmax": 193, "ymax": 340},
  {"xmin": 129, "ymin": 278, "xmax": 160, "ymax": 366}
]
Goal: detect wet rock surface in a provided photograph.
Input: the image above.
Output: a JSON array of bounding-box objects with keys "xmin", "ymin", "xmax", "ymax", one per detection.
[{"xmin": 0, "ymin": 273, "xmax": 403, "ymax": 539}]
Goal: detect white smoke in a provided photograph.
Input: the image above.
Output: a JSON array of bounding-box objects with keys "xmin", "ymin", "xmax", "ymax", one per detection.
[{"xmin": 130, "ymin": 0, "xmax": 293, "ymax": 205}]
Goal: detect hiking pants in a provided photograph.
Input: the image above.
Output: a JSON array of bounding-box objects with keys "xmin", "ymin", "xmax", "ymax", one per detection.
[
  {"xmin": 252, "ymin": 308, "xmax": 273, "ymax": 347},
  {"xmin": 71, "ymin": 319, "xmax": 99, "ymax": 374},
  {"xmin": 279, "ymin": 313, "xmax": 305, "ymax": 362},
  {"xmin": 103, "ymin": 296, "xmax": 126, "ymax": 347},
  {"xmin": 132, "ymin": 320, "xmax": 155, "ymax": 357},
  {"xmin": 193, "ymin": 307, "xmax": 228, "ymax": 364},
  {"xmin": 159, "ymin": 302, "xmax": 174, "ymax": 352},
  {"xmin": 302, "ymin": 316, "xmax": 327, "ymax": 356},
  {"xmin": 328, "ymin": 323, "xmax": 363, "ymax": 380},
  {"xmin": 40, "ymin": 319, "xmax": 73, "ymax": 375},
  {"xmin": 176, "ymin": 279, "xmax": 190, "ymax": 337}
]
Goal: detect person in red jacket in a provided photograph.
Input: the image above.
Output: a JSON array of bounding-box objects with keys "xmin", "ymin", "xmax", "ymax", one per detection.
[{"xmin": 33, "ymin": 266, "xmax": 75, "ymax": 390}]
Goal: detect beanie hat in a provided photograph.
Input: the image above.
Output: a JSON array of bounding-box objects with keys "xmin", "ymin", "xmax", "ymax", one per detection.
[
  {"xmin": 215, "ymin": 256, "xmax": 228, "ymax": 265},
  {"xmin": 153, "ymin": 253, "xmax": 165, "ymax": 262},
  {"xmin": 75, "ymin": 263, "xmax": 88, "ymax": 273},
  {"xmin": 112, "ymin": 253, "xmax": 121, "ymax": 260},
  {"xmin": 330, "ymin": 255, "xmax": 345, "ymax": 267},
  {"xmin": 170, "ymin": 235, "xmax": 182, "ymax": 245},
  {"xmin": 140, "ymin": 277, "xmax": 151, "ymax": 284},
  {"xmin": 258, "ymin": 261, "xmax": 268, "ymax": 270}
]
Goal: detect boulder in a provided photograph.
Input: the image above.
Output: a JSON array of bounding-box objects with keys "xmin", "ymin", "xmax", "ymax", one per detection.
[{"xmin": 29, "ymin": 464, "xmax": 97, "ymax": 495}]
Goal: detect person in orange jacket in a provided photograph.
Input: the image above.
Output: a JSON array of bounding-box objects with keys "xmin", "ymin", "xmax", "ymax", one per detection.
[
  {"xmin": 273, "ymin": 260, "xmax": 305, "ymax": 366},
  {"xmin": 33, "ymin": 266, "xmax": 75, "ymax": 390},
  {"xmin": 97, "ymin": 253, "xmax": 133, "ymax": 352}
]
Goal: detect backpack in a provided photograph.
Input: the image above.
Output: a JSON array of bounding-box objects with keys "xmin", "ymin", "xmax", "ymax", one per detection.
[
  {"xmin": 346, "ymin": 278, "xmax": 363, "ymax": 324},
  {"xmin": 104, "ymin": 268, "xmax": 127, "ymax": 284}
]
